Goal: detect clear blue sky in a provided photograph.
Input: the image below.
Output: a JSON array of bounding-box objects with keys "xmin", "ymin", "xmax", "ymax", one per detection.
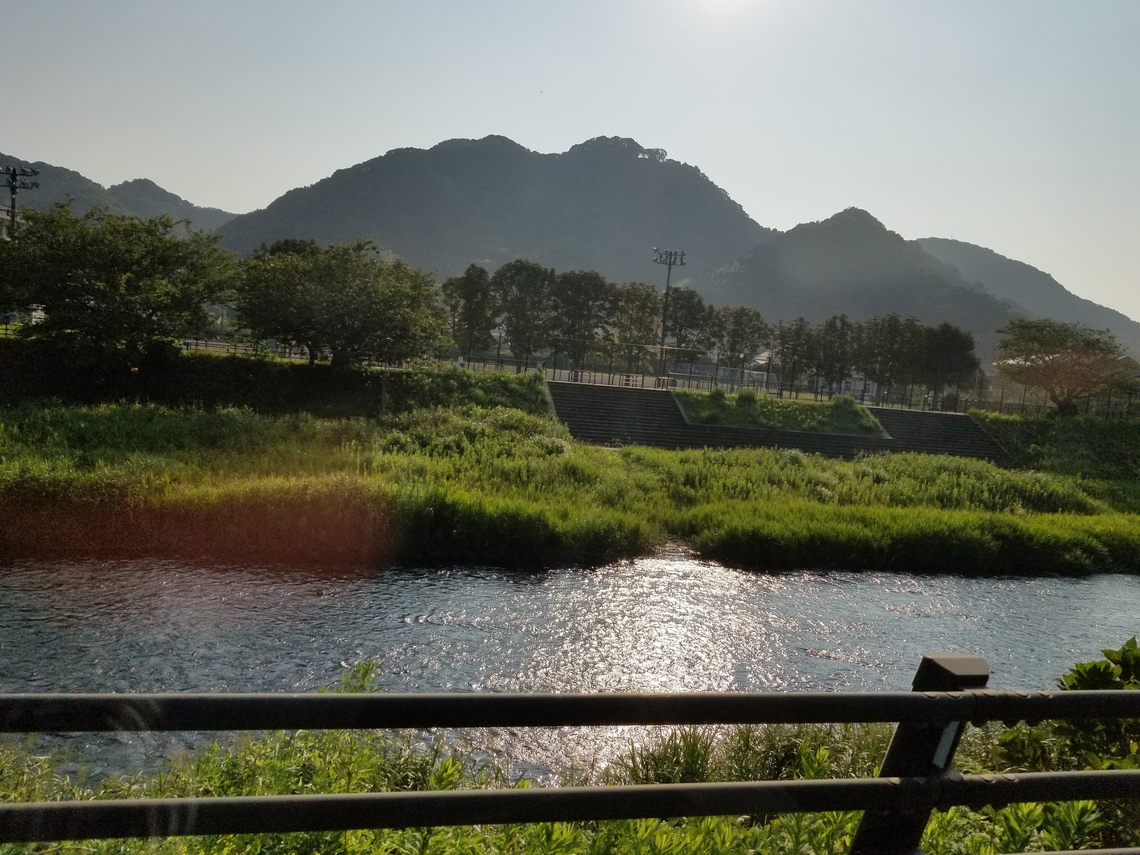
[{"xmin": 5, "ymin": 0, "xmax": 1139, "ymax": 319}]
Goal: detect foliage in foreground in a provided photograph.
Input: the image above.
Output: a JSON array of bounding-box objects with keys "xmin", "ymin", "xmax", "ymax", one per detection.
[{"xmin": 3, "ymin": 646, "xmax": 1137, "ymax": 855}]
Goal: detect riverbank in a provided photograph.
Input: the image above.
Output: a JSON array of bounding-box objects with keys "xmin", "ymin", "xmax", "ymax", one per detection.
[{"xmin": 3, "ymin": 373, "xmax": 1140, "ymax": 572}]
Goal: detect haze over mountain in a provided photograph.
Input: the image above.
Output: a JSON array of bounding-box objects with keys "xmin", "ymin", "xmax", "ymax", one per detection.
[
  {"xmin": 917, "ymin": 238, "xmax": 1140, "ymax": 357},
  {"xmin": 703, "ymin": 208, "xmax": 1018, "ymax": 359},
  {"xmin": 216, "ymin": 136, "xmax": 772, "ymax": 284},
  {"xmin": 0, "ymin": 151, "xmax": 234, "ymax": 233}
]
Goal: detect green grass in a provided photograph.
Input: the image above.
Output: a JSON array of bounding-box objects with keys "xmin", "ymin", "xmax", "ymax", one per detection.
[
  {"xmin": 674, "ymin": 389, "xmax": 882, "ymax": 435},
  {"xmin": 3, "ymin": 394, "xmax": 1140, "ymax": 573}
]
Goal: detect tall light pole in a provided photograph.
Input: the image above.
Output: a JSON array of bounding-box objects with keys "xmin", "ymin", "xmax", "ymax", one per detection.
[
  {"xmin": 652, "ymin": 247, "xmax": 685, "ymax": 377},
  {"xmin": 1, "ymin": 166, "xmax": 40, "ymax": 238}
]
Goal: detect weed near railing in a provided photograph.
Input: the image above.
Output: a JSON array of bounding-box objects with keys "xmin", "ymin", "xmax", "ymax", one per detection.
[{"xmin": 2, "ymin": 654, "xmax": 1140, "ymax": 853}]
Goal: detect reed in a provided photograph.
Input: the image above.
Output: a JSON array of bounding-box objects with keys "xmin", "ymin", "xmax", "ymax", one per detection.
[{"xmin": 3, "ymin": 396, "xmax": 1140, "ymax": 573}]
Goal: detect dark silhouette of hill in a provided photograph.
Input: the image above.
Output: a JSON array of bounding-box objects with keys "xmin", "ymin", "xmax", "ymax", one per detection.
[
  {"xmin": 0, "ymin": 151, "xmax": 129, "ymax": 216},
  {"xmin": 0, "ymin": 152, "xmax": 234, "ymax": 232},
  {"xmin": 701, "ymin": 208, "xmax": 1016, "ymax": 359},
  {"xmin": 107, "ymin": 178, "xmax": 235, "ymax": 232},
  {"xmin": 917, "ymin": 237, "xmax": 1140, "ymax": 356},
  {"xmin": 216, "ymin": 135, "xmax": 772, "ymax": 282}
]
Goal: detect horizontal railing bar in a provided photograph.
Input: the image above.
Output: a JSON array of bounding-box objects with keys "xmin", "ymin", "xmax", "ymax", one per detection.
[
  {"xmin": 2, "ymin": 690, "xmax": 1138, "ymax": 733},
  {"xmin": 2, "ymin": 771, "xmax": 1137, "ymax": 842}
]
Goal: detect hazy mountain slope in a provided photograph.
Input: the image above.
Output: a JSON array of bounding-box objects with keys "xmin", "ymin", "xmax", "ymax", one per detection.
[
  {"xmin": 704, "ymin": 208, "xmax": 1015, "ymax": 359},
  {"xmin": 0, "ymin": 152, "xmax": 129, "ymax": 216},
  {"xmin": 217, "ymin": 135, "xmax": 772, "ymax": 282},
  {"xmin": 917, "ymin": 237, "xmax": 1140, "ymax": 355},
  {"xmin": 0, "ymin": 153, "xmax": 235, "ymax": 232},
  {"xmin": 107, "ymin": 178, "xmax": 235, "ymax": 231}
]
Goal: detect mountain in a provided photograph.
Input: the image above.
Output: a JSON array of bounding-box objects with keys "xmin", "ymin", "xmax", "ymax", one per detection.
[
  {"xmin": 701, "ymin": 208, "xmax": 1016, "ymax": 358},
  {"xmin": 217, "ymin": 135, "xmax": 772, "ymax": 282},
  {"xmin": 917, "ymin": 237, "xmax": 1140, "ymax": 356},
  {"xmin": 0, "ymin": 152, "xmax": 129, "ymax": 216},
  {"xmin": 107, "ymin": 179, "xmax": 235, "ymax": 232},
  {"xmin": 0, "ymin": 152, "xmax": 234, "ymax": 232}
]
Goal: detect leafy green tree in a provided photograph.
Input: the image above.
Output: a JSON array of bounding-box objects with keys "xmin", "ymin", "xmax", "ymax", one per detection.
[
  {"xmin": 441, "ymin": 264, "xmax": 496, "ymax": 358},
  {"xmin": 813, "ymin": 313, "xmax": 857, "ymax": 391},
  {"xmin": 996, "ymin": 319, "xmax": 1137, "ymax": 416},
  {"xmin": 854, "ymin": 313, "xmax": 924, "ymax": 402},
  {"xmin": 604, "ymin": 282, "xmax": 661, "ymax": 373},
  {"xmin": 917, "ymin": 322, "xmax": 980, "ymax": 395},
  {"xmin": 490, "ymin": 259, "xmax": 556, "ymax": 366},
  {"xmin": 774, "ymin": 317, "xmax": 816, "ymax": 388},
  {"xmin": 0, "ymin": 203, "xmax": 235, "ymax": 367},
  {"xmin": 238, "ymin": 240, "xmax": 443, "ymax": 369},
  {"xmin": 665, "ymin": 286, "xmax": 716, "ymax": 369},
  {"xmin": 550, "ymin": 269, "xmax": 611, "ymax": 367},
  {"xmin": 714, "ymin": 305, "xmax": 769, "ymax": 372}
]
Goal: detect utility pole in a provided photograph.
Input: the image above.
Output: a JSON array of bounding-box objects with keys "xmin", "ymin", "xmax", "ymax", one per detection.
[
  {"xmin": 652, "ymin": 247, "xmax": 686, "ymax": 377},
  {"xmin": 1, "ymin": 165, "xmax": 40, "ymax": 238}
]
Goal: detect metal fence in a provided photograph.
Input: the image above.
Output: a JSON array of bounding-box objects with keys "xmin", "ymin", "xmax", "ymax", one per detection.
[{"xmin": 2, "ymin": 652, "xmax": 1138, "ymax": 853}]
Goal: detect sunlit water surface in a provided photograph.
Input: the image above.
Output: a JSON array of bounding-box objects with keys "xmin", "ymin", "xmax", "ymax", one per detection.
[{"xmin": 2, "ymin": 554, "xmax": 1138, "ymax": 778}]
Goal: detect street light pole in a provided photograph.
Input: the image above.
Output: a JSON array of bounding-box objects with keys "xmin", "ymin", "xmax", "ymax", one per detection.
[
  {"xmin": 1, "ymin": 166, "xmax": 40, "ymax": 238},
  {"xmin": 652, "ymin": 247, "xmax": 686, "ymax": 377}
]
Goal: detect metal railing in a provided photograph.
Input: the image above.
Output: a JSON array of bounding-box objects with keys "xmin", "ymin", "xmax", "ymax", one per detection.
[{"xmin": 3, "ymin": 653, "xmax": 1138, "ymax": 852}]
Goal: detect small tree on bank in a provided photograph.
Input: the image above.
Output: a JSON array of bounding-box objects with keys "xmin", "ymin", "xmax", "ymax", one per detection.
[
  {"xmin": 996, "ymin": 318, "xmax": 1137, "ymax": 416},
  {"xmin": 238, "ymin": 240, "xmax": 444, "ymax": 369},
  {"xmin": 0, "ymin": 204, "xmax": 235, "ymax": 369}
]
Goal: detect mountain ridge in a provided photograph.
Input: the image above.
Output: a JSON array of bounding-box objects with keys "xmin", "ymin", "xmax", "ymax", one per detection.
[{"xmin": 6, "ymin": 140, "xmax": 1138, "ymax": 359}]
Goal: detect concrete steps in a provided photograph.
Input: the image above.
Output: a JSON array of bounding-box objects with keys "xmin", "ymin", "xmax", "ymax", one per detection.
[
  {"xmin": 546, "ymin": 381, "xmax": 1010, "ymax": 464},
  {"xmin": 866, "ymin": 407, "xmax": 1011, "ymax": 466}
]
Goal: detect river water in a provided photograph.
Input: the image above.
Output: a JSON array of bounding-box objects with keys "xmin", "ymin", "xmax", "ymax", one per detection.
[{"xmin": 2, "ymin": 552, "xmax": 1138, "ymax": 777}]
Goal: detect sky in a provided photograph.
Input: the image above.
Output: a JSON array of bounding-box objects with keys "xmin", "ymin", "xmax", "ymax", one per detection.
[{"xmin": 4, "ymin": 0, "xmax": 1139, "ymax": 320}]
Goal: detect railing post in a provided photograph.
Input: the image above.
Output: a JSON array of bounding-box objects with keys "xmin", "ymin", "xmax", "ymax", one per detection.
[{"xmin": 849, "ymin": 651, "xmax": 989, "ymax": 855}]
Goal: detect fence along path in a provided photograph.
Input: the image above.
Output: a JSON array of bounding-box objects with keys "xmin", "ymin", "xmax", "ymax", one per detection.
[{"xmin": 2, "ymin": 653, "xmax": 1139, "ymax": 853}]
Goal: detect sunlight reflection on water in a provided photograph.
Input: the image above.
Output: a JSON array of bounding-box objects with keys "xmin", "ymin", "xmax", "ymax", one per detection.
[{"xmin": 2, "ymin": 553, "xmax": 1138, "ymax": 777}]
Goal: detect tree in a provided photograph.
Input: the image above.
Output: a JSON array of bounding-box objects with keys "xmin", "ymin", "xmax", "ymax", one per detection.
[
  {"xmin": 604, "ymin": 282, "xmax": 661, "ymax": 373},
  {"xmin": 774, "ymin": 317, "xmax": 815, "ymax": 388},
  {"xmin": 917, "ymin": 322, "xmax": 980, "ymax": 396},
  {"xmin": 714, "ymin": 305, "xmax": 769, "ymax": 372},
  {"xmin": 238, "ymin": 240, "xmax": 443, "ymax": 369},
  {"xmin": 549, "ymin": 269, "xmax": 611, "ymax": 367},
  {"xmin": 813, "ymin": 313, "xmax": 856, "ymax": 391},
  {"xmin": 441, "ymin": 264, "xmax": 496, "ymax": 358},
  {"xmin": 996, "ymin": 318, "xmax": 1137, "ymax": 415},
  {"xmin": 490, "ymin": 259, "xmax": 556, "ymax": 366},
  {"xmin": 665, "ymin": 286, "xmax": 715, "ymax": 369},
  {"xmin": 0, "ymin": 203, "xmax": 235, "ymax": 367},
  {"xmin": 854, "ymin": 313, "xmax": 924, "ymax": 402}
]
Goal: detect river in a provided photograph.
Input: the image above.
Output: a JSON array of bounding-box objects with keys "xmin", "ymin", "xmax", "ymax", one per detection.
[{"xmin": 2, "ymin": 552, "xmax": 1138, "ymax": 777}]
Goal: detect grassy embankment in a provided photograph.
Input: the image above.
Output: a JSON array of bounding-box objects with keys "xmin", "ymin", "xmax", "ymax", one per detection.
[
  {"xmin": 2, "ymin": 352, "xmax": 1140, "ymax": 573},
  {"xmin": 673, "ymin": 388, "xmax": 882, "ymax": 435},
  {"xmin": 2, "ymin": 656, "xmax": 1135, "ymax": 854}
]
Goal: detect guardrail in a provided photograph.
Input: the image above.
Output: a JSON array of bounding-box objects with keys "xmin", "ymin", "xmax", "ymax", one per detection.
[{"xmin": 2, "ymin": 653, "xmax": 1139, "ymax": 853}]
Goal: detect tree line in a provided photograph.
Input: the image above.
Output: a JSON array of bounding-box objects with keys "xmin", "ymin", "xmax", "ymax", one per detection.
[{"xmin": 2, "ymin": 205, "xmax": 1132, "ymax": 413}]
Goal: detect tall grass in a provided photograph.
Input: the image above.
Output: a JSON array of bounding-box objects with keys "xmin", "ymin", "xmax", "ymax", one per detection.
[{"xmin": 3, "ymin": 397, "xmax": 1140, "ymax": 572}]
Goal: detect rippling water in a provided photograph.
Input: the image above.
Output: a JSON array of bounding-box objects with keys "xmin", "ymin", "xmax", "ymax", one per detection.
[{"xmin": 2, "ymin": 553, "xmax": 1138, "ymax": 776}]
